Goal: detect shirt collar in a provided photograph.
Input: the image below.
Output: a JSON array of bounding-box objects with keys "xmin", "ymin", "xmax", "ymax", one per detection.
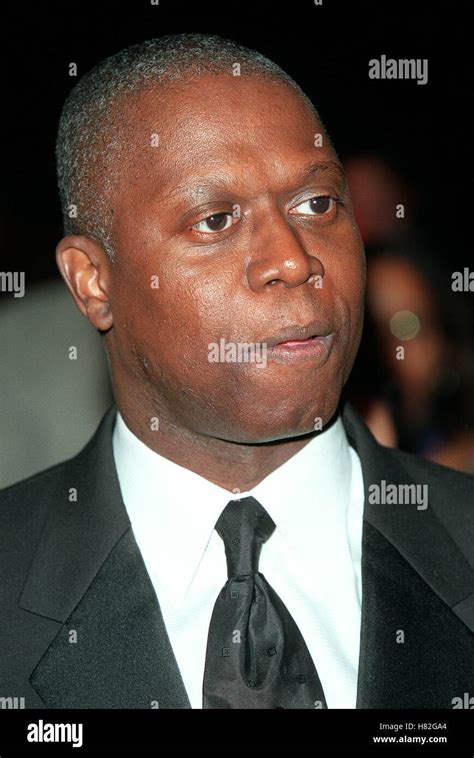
[{"xmin": 112, "ymin": 409, "xmax": 352, "ymax": 608}]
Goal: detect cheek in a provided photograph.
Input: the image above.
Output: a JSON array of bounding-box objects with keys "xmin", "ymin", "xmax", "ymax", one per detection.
[
  {"xmin": 134, "ymin": 274, "xmax": 232, "ymax": 384},
  {"xmin": 328, "ymin": 248, "xmax": 365, "ymax": 330},
  {"xmin": 324, "ymin": 252, "xmax": 365, "ymax": 380}
]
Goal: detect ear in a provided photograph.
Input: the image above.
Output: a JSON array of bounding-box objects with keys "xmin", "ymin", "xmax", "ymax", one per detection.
[{"xmin": 55, "ymin": 235, "xmax": 113, "ymax": 332}]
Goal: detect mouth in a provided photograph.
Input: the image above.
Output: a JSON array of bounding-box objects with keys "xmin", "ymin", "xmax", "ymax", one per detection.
[
  {"xmin": 264, "ymin": 320, "xmax": 332, "ymax": 347},
  {"xmin": 263, "ymin": 321, "xmax": 334, "ymax": 364}
]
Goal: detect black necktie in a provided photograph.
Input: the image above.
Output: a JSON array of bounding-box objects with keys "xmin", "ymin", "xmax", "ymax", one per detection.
[{"xmin": 202, "ymin": 496, "xmax": 328, "ymax": 708}]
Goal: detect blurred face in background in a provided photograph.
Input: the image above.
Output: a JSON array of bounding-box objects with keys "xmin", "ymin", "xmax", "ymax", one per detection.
[{"xmin": 366, "ymin": 255, "xmax": 445, "ymax": 401}]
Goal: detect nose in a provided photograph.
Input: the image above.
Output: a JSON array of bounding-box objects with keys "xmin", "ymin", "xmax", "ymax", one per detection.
[{"xmin": 246, "ymin": 209, "xmax": 324, "ymax": 292}]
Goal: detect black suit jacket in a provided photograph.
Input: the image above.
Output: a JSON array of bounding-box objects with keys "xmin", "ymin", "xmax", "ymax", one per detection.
[{"xmin": 1, "ymin": 401, "xmax": 473, "ymax": 709}]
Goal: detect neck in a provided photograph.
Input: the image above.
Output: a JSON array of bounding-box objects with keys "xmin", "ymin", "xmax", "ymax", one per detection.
[{"xmin": 115, "ymin": 397, "xmax": 323, "ymax": 493}]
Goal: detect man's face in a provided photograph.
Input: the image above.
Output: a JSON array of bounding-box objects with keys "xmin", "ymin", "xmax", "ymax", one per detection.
[{"xmin": 106, "ymin": 73, "xmax": 365, "ymax": 442}]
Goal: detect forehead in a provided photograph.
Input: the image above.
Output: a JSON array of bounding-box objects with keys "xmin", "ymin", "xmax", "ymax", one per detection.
[{"xmin": 117, "ymin": 73, "xmax": 338, "ymax": 196}]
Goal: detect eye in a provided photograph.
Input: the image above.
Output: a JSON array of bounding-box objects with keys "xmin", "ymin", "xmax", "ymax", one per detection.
[
  {"xmin": 291, "ymin": 195, "xmax": 339, "ymax": 216},
  {"xmin": 191, "ymin": 212, "xmax": 234, "ymax": 234}
]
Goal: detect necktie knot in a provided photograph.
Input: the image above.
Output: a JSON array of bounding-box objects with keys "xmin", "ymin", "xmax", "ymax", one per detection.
[{"xmin": 215, "ymin": 496, "xmax": 276, "ymax": 578}]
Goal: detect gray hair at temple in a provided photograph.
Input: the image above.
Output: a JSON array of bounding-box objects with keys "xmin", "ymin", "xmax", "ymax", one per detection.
[{"xmin": 56, "ymin": 33, "xmax": 328, "ymax": 261}]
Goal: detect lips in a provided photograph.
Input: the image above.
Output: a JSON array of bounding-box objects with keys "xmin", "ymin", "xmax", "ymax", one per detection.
[
  {"xmin": 277, "ymin": 336, "xmax": 319, "ymax": 346},
  {"xmin": 263, "ymin": 320, "xmax": 332, "ymax": 348}
]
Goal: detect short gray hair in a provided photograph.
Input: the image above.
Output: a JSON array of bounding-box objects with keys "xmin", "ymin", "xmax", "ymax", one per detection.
[{"xmin": 56, "ymin": 33, "xmax": 325, "ymax": 260}]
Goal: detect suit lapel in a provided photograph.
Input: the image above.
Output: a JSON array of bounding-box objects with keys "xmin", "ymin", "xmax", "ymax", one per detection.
[
  {"xmin": 20, "ymin": 404, "xmax": 191, "ymax": 708},
  {"xmin": 341, "ymin": 402, "xmax": 474, "ymax": 708}
]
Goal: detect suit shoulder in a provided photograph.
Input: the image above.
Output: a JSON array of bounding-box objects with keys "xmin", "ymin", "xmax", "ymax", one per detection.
[
  {"xmin": 382, "ymin": 444, "xmax": 474, "ymax": 559},
  {"xmin": 390, "ymin": 445, "xmax": 474, "ymax": 500},
  {"xmin": 0, "ymin": 455, "xmax": 77, "ymax": 538}
]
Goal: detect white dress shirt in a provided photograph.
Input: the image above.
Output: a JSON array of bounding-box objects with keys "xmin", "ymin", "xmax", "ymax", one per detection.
[{"xmin": 112, "ymin": 409, "xmax": 365, "ymax": 708}]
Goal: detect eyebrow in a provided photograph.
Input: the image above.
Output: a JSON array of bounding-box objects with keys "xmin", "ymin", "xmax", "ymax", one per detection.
[
  {"xmin": 290, "ymin": 160, "xmax": 346, "ymax": 187},
  {"xmin": 161, "ymin": 160, "xmax": 347, "ymax": 203}
]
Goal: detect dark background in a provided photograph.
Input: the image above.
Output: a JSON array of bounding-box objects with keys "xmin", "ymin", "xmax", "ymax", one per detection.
[{"xmin": 2, "ymin": 0, "xmax": 472, "ymax": 281}]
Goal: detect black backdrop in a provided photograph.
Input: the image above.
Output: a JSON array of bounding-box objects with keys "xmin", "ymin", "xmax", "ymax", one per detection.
[{"xmin": 2, "ymin": 0, "xmax": 472, "ymax": 282}]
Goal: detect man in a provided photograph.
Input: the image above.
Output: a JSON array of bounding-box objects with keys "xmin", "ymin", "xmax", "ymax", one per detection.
[{"xmin": 1, "ymin": 33, "xmax": 473, "ymax": 710}]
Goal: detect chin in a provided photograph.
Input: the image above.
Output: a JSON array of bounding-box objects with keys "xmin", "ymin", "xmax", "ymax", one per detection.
[{"xmin": 221, "ymin": 397, "xmax": 340, "ymax": 444}]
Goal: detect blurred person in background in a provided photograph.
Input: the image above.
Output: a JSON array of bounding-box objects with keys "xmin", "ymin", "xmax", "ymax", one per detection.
[
  {"xmin": 0, "ymin": 277, "xmax": 113, "ymax": 488},
  {"xmin": 344, "ymin": 154, "xmax": 474, "ymax": 472}
]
